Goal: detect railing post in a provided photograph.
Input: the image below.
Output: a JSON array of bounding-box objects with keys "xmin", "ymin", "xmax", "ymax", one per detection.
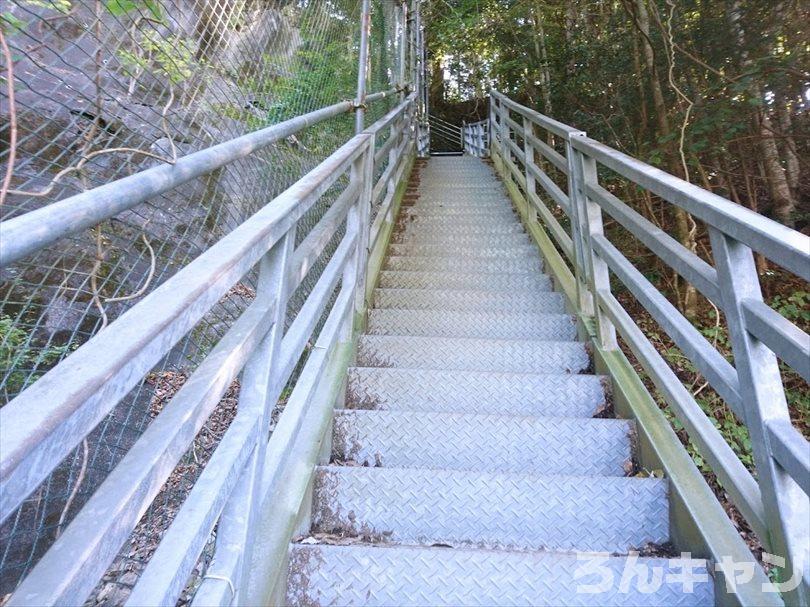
[
  {"xmin": 522, "ymin": 116, "xmax": 538, "ymax": 224},
  {"xmin": 397, "ymin": 0, "xmax": 408, "ymax": 97},
  {"xmin": 488, "ymin": 95, "xmax": 496, "ymax": 157},
  {"xmin": 355, "ymin": 0, "xmax": 372, "ymax": 133},
  {"xmin": 344, "ymin": 136, "xmax": 374, "ymax": 333},
  {"xmin": 709, "ymin": 228, "xmax": 809, "ymax": 604},
  {"xmin": 230, "ymin": 228, "xmax": 296, "ymax": 598},
  {"xmin": 570, "ymin": 141, "xmax": 616, "ymax": 348},
  {"xmin": 566, "ymin": 133, "xmax": 595, "ymax": 318}
]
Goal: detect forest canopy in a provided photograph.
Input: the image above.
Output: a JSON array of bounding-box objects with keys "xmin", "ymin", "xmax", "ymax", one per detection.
[{"xmin": 426, "ymin": 0, "xmax": 808, "ymax": 232}]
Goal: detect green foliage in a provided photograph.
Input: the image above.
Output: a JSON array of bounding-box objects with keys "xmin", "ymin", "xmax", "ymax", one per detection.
[
  {"xmin": 105, "ymin": 0, "xmax": 162, "ymax": 21},
  {"xmin": 117, "ymin": 31, "xmax": 194, "ymax": 84},
  {"xmin": 0, "ymin": 316, "xmax": 70, "ymax": 398}
]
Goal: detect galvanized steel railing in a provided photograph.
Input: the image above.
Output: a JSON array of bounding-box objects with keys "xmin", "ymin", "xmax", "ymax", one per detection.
[
  {"xmin": 462, "ymin": 119, "xmax": 489, "ymax": 158},
  {"xmin": 0, "ymin": 90, "xmax": 416, "ymax": 606},
  {"xmin": 489, "ymin": 89, "xmax": 810, "ymax": 604},
  {"xmin": 428, "ymin": 114, "xmax": 463, "ymax": 154}
]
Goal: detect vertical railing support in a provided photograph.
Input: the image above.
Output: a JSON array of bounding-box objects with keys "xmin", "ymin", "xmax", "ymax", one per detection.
[
  {"xmin": 709, "ymin": 228, "xmax": 809, "ymax": 604},
  {"xmin": 230, "ymin": 228, "xmax": 296, "ymax": 597},
  {"xmin": 566, "ymin": 133, "xmax": 595, "ymax": 318},
  {"xmin": 355, "ymin": 0, "xmax": 372, "ymax": 133},
  {"xmin": 522, "ymin": 116, "xmax": 538, "ymax": 223},
  {"xmin": 344, "ymin": 137, "xmax": 375, "ymax": 334},
  {"xmin": 398, "ymin": 0, "xmax": 408, "ymax": 96},
  {"xmin": 488, "ymin": 95, "xmax": 497, "ymax": 158},
  {"xmin": 570, "ymin": 144, "xmax": 616, "ymax": 348}
]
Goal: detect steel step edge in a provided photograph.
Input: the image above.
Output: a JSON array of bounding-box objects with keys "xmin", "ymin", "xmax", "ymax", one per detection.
[
  {"xmin": 332, "ymin": 409, "xmax": 633, "ymax": 476},
  {"xmin": 287, "ymin": 544, "xmax": 714, "ymax": 607},
  {"xmin": 383, "ymin": 255, "xmax": 542, "ymax": 274},
  {"xmin": 366, "ymin": 309, "xmax": 577, "ymax": 341},
  {"xmin": 355, "ymin": 334, "xmax": 592, "ymax": 373},
  {"xmin": 378, "ymin": 270, "xmax": 551, "ymax": 291},
  {"xmin": 372, "ymin": 288, "xmax": 564, "ymax": 313},
  {"xmin": 346, "ymin": 366, "xmax": 606, "ymax": 416},
  {"xmin": 387, "ymin": 243, "xmax": 539, "ymax": 258},
  {"xmin": 391, "ymin": 232, "xmax": 531, "ymax": 246},
  {"xmin": 311, "ymin": 466, "xmax": 669, "ymax": 553}
]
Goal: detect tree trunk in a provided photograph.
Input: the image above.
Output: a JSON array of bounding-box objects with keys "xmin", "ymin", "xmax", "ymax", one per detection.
[{"xmin": 776, "ymin": 97, "xmax": 801, "ymax": 196}]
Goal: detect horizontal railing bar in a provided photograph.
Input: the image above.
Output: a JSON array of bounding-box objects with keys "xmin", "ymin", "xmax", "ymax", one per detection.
[
  {"xmin": 526, "ymin": 132, "xmax": 568, "ymax": 174},
  {"xmin": 0, "ymin": 134, "xmax": 371, "ymax": 524},
  {"xmin": 5, "ymin": 296, "xmax": 277, "ymax": 606},
  {"xmin": 742, "ymin": 299, "xmax": 810, "ymax": 383},
  {"xmin": 0, "ymin": 89, "xmax": 394, "ymax": 267},
  {"xmin": 571, "ymin": 136, "xmax": 810, "ymax": 281},
  {"xmin": 527, "ymin": 160, "xmax": 570, "ymax": 214},
  {"xmin": 374, "ymin": 130, "xmax": 399, "ymax": 164},
  {"xmin": 527, "ymin": 190, "xmax": 575, "ymax": 262},
  {"xmin": 260, "ymin": 284, "xmax": 354, "ymax": 504},
  {"xmin": 766, "ymin": 419, "xmax": 810, "ymax": 496},
  {"xmin": 503, "ymin": 135, "xmax": 524, "ymax": 163},
  {"xmin": 372, "ymin": 144, "xmax": 403, "ymax": 206},
  {"xmin": 586, "ymin": 182, "xmax": 721, "ymax": 305},
  {"xmin": 492, "ymin": 90, "xmax": 580, "ymax": 139},
  {"xmin": 366, "ymin": 93, "xmax": 415, "ymax": 135},
  {"xmin": 429, "ymin": 115, "xmax": 460, "ymax": 129},
  {"xmin": 505, "ymin": 116, "xmax": 524, "ymax": 136},
  {"xmin": 591, "ymin": 235, "xmax": 743, "ymax": 415},
  {"xmin": 126, "ymin": 411, "xmax": 262, "ymax": 607},
  {"xmin": 288, "ymin": 183, "xmax": 359, "ymax": 289},
  {"xmin": 276, "ymin": 232, "xmax": 358, "ymax": 387},
  {"xmin": 596, "ymin": 289, "xmax": 769, "ymax": 544},
  {"xmin": 369, "ymin": 139, "xmax": 411, "ymax": 252},
  {"xmin": 429, "ymin": 121, "xmax": 460, "ymax": 134}
]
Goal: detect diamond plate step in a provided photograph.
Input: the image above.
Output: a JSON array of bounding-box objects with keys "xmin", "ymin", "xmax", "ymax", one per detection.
[
  {"xmin": 378, "ymin": 270, "xmax": 550, "ymax": 291},
  {"xmin": 398, "ymin": 221, "xmax": 524, "ymax": 235},
  {"xmin": 333, "ymin": 410, "xmax": 633, "ymax": 476},
  {"xmin": 287, "ymin": 544, "xmax": 715, "ymax": 606},
  {"xmin": 373, "ymin": 288, "xmax": 564, "ymax": 313},
  {"xmin": 387, "ymin": 242, "xmax": 539, "ymax": 259},
  {"xmin": 401, "ymin": 207, "xmax": 515, "ymax": 219},
  {"xmin": 347, "ymin": 367, "xmax": 606, "ymax": 416},
  {"xmin": 356, "ymin": 334, "xmax": 591, "ymax": 373},
  {"xmin": 392, "ymin": 231, "xmax": 530, "ymax": 246},
  {"xmin": 312, "ymin": 466, "xmax": 669, "ymax": 553},
  {"xmin": 367, "ymin": 309, "xmax": 577, "ymax": 340},
  {"xmin": 384, "ymin": 255, "xmax": 541, "ymax": 273}
]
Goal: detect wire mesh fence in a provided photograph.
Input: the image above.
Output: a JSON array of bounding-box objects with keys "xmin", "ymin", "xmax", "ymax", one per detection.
[{"xmin": 0, "ymin": 0, "xmax": 403, "ymax": 601}]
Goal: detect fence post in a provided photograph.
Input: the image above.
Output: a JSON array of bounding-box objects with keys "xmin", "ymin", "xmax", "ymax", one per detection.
[
  {"xmin": 398, "ymin": 0, "xmax": 408, "ymax": 96},
  {"xmin": 230, "ymin": 228, "xmax": 296, "ymax": 596},
  {"xmin": 344, "ymin": 137, "xmax": 375, "ymax": 333},
  {"xmin": 488, "ymin": 96, "xmax": 497, "ymax": 158},
  {"xmin": 566, "ymin": 133, "xmax": 595, "ymax": 318},
  {"xmin": 570, "ymin": 142, "xmax": 615, "ymax": 348},
  {"xmin": 709, "ymin": 228, "xmax": 809, "ymax": 604},
  {"xmin": 522, "ymin": 116, "xmax": 538, "ymax": 224},
  {"xmin": 355, "ymin": 0, "xmax": 372, "ymax": 133}
]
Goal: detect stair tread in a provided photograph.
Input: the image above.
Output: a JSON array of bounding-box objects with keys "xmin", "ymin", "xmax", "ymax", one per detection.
[
  {"xmin": 367, "ymin": 308, "xmax": 577, "ymax": 340},
  {"xmin": 373, "ymin": 287, "xmax": 564, "ymax": 312},
  {"xmin": 287, "ymin": 544, "xmax": 714, "ymax": 606},
  {"xmin": 311, "ymin": 465, "xmax": 669, "ymax": 553},
  {"xmin": 347, "ymin": 365, "xmax": 606, "ymax": 416},
  {"xmin": 333, "ymin": 409, "xmax": 633, "ymax": 476},
  {"xmin": 355, "ymin": 334, "xmax": 592, "ymax": 373},
  {"xmin": 378, "ymin": 269, "xmax": 551, "ymax": 291}
]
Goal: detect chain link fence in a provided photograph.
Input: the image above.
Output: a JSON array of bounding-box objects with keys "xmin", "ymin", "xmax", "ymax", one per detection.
[{"xmin": 0, "ymin": 0, "xmax": 402, "ymax": 601}]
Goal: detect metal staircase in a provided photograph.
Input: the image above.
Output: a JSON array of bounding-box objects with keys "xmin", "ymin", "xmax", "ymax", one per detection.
[{"xmin": 285, "ymin": 156, "xmax": 715, "ymax": 605}]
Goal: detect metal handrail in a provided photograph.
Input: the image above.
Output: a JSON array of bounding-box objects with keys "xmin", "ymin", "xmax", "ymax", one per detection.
[
  {"xmin": 490, "ymin": 90, "xmax": 810, "ymax": 603},
  {"xmin": 0, "ymin": 88, "xmax": 398, "ymax": 269},
  {"xmin": 0, "ymin": 94, "xmax": 417, "ymax": 606}
]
